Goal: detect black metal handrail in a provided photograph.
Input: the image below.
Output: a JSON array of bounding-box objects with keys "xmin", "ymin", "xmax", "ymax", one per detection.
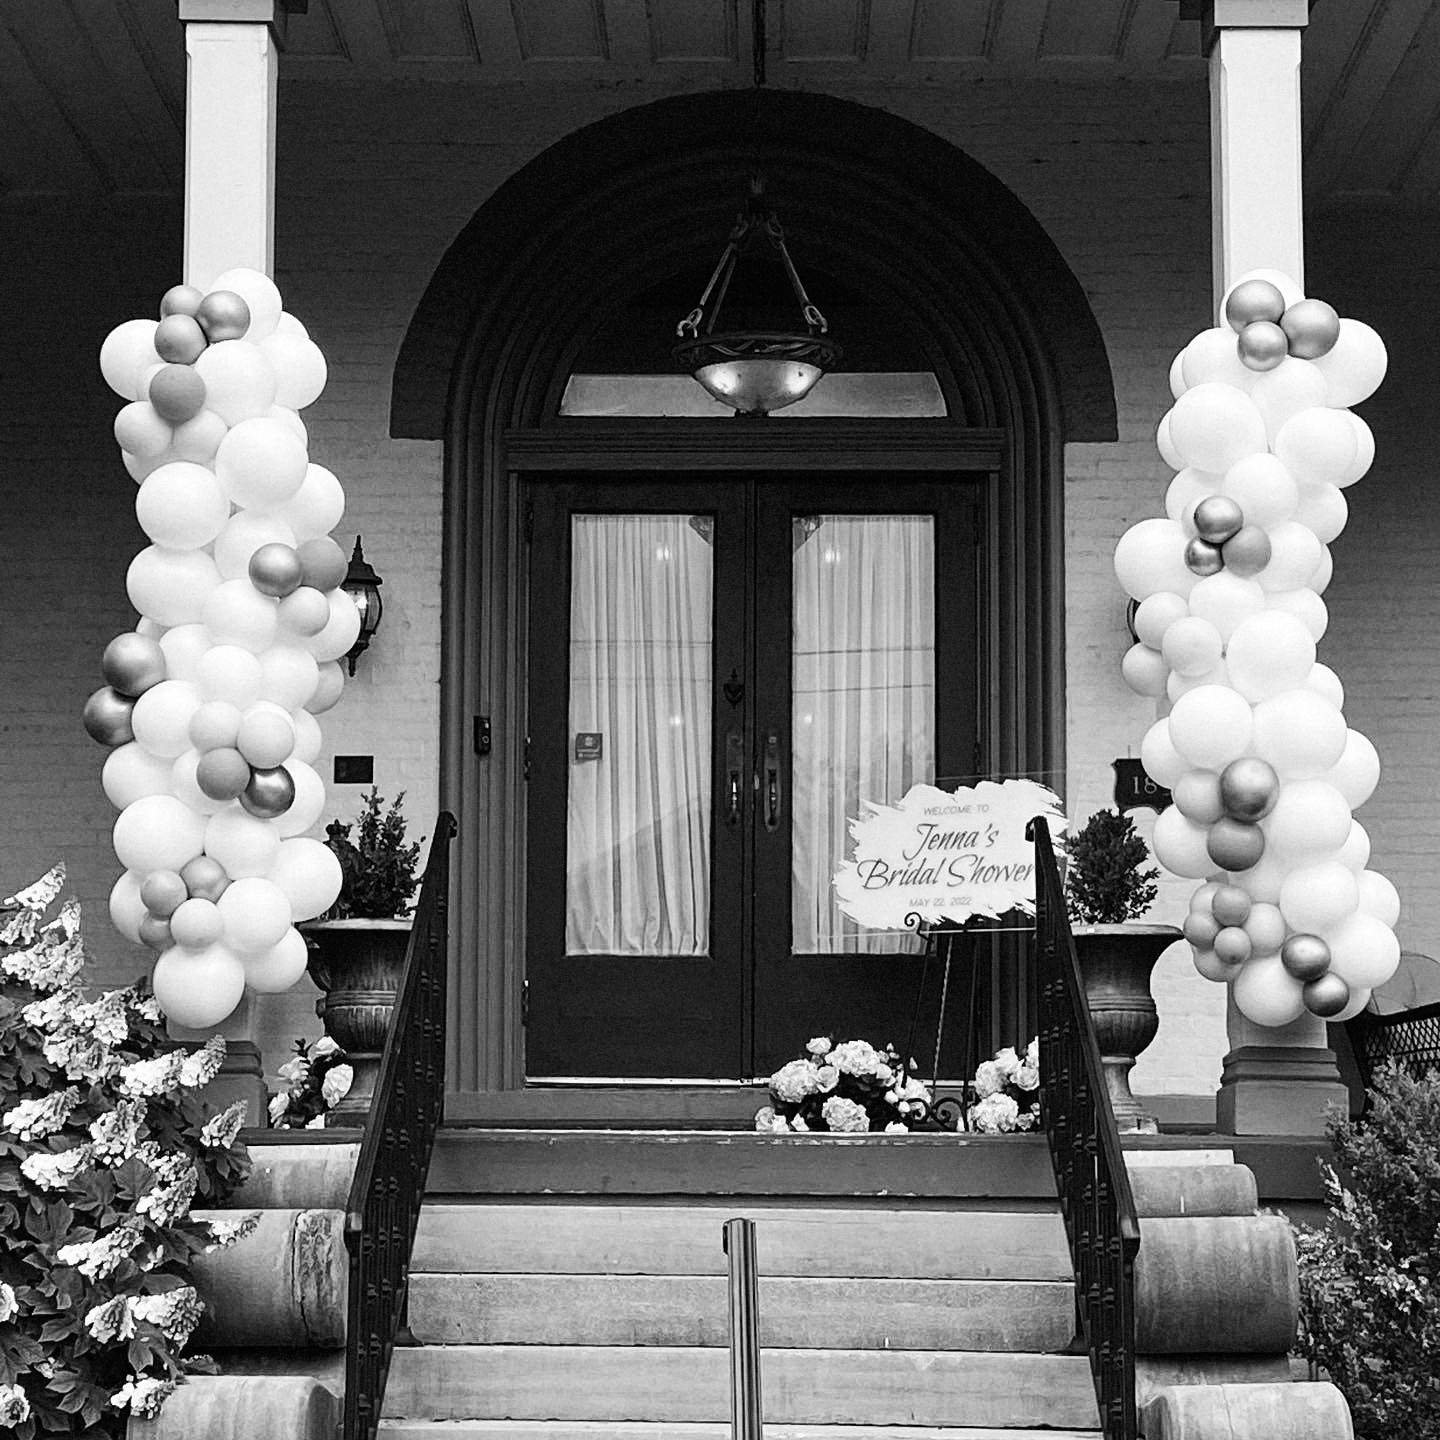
[
  {"xmin": 1029, "ymin": 819, "xmax": 1140, "ymax": 1440},
  {"xmin": 342, "ymin": 811, "xmax": 457, "ymax": 1440}
]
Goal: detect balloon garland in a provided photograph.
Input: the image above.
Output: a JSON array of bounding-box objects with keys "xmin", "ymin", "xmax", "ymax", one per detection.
[
  {"xmin": 1117, "ymin": 268, "xmax": 1400, "ymax": 1028},
  {"xmin": 86, "ymin": 270, "xmax": 348, "ymax": 1028}
]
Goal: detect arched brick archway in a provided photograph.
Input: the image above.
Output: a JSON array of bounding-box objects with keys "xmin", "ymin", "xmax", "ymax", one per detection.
[{"xmin": 391, "ymin": 90, "xmax": 1116, "ymax": 1096}]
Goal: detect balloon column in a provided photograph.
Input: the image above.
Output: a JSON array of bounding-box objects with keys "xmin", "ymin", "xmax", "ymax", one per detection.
[
  {"xmin": 85, "ymin": 270, "xmax": 348, "ymax": 1029},
  {"xmin": 1116, "ymin": 269, "xmax": 1400, "ymax": 1028}
]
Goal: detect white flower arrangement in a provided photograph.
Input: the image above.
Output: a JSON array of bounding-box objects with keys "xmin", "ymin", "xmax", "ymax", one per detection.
[
  {"xmin": 965, "ymin": 1038, "xmax": 1042, "ymax": 1134},
  {"xmin": 757, "ymin": 1036, "xmax": 930, "ymax": 1133},
  {"xmin": 270, "ymin": 1035, "xmax": 354, "ymax": 1127}
]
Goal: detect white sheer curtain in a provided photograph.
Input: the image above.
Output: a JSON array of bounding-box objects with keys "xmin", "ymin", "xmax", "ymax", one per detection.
[
  {"xmin": 565, "ymin": 514, "xmax": 712, "ymax": 956},
  {"xmin": 792, "ymin": 515, "xmax": 935, "ymax": 954}
]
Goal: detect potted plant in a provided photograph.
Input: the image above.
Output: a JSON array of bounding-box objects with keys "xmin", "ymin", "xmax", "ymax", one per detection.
[
  {"xmin": 301, "ymin": 789, "xmax": 421, "ymax": 1122},
  {"xmin": 1064, "ymin": 808, "xmax": 1178, "ymax": 1133}
]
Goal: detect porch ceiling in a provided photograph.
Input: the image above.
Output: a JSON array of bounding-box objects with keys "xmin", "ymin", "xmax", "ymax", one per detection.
[{"xmin": 2, "ymin": 0, "xmax": 1437, "ymax": 207}]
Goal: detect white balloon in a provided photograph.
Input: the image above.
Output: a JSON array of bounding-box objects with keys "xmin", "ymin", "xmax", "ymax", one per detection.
[
  {"xmin": 214, "ymin": 417, "xmax": 309, "ymax": 510},
  {"xmin": 1224, "ymin": 610, "xmax": 1316, "ymax": 703},
  {"xmin": 151, "ymin": 943, "xmax": 247, "ymax": 1028},
  {"xmin": 1153, "ymin": 806, "xmax": 1216, "ymax": 878},
  {"xmin": 1252, "ymin": 690, "xmax": 1348, "ymax": 779},
  {"xmin": 1262, "ymin": 779, "xmax": 1352, "ymax": 863},
  {"xmin": 1193, "ymin": 946, "xmax": 1244, "ymax": 984},
  {"xmin": 214, "ymin": 511, "xmax": 298, "ymax": 581},
  {"xmin": 1141, "ymin": 716, "xmax": 1189, "ymax": 789},
  {"xmin": 1156, "ymin": 413, "xmax": 1183, "ymax": 470},
  {"xmin": 1258, "ymin": 521, "xmax": 1323, "ymax": 592},
  {"xmin": 1169, "ymin": 687, "xmax": 1254, "ymax": 772},
  {"xmin": 267, "ymin": 405, "xmax": 309, "ymax": 445},
  {"xmin": 1165, "ymin": 469, "xmax": 1220, "ymax": 534},
  {"xmin": 236, "ymin": 701, "xmax": 296, "ymax": 768},
  {"xmin": 205, "ymin": 806, "xmax": 282, "ymax": 879},
  {"xmin": 1266, "ymin": 587, "xmax": 1329, "ymax": 642},
  {"xmin": 1180, "ymin": 327, "xmax": 1252, "ymax": 390},
  {"xmin": 1187, "ymin": 571, "xmax": 1265, "ymax": 642},
  {"xmin": 258, "ymin": 644, "xmax": 320, "ymax": 710},
  {"xmin": 306, "ymin": 661, "xmax": 346, "ymax": 716},
  {"xmin": 1356, "ymin": 870, "xmax": 1401, "ymax": 927},
  {"xmin": 169, "ymin": 897, "xmax": 225, "ymax": 949},
  {"xmin": 243, "ymin": 927, "xmax": 311, "ymax": 993},
  {"xmin": 259, "ymin": 331, "xmax": 328, "ymax": 410},
  {"xmin": 109, "ymin": 870, "xmax": 149, "ymax": 945},
  {"xmin": 1228, "ymin": 850, "xmax": 1286, "ymax": 905},
  {"xmin": 1279, "ymin": 861, "xmax": 1359, "ymax": 936},
  {"xmin": 1333, "ymin": 986, "xmax": 1373, "ymax": 1022},
  {"xmin": 103, "ymin": 743, "xmax": 175, "ymax": 810},
  {"xmin": 1167, "ymin": 384, "xmax": 1268, "ymax": 474},
  {"xmin": 307, "ymin": 589, "xmax": 362, "ymax": 663},
  {"xmin": 1337, "ymin": 821, "xmax": 1371, "ymax": 872},
  {"xmin": 277, "ymin": 586, "xmax": 332, "ymax": 639},
  {"xmin": 279, "ymin": 463, "xmax": 345, "ymax": 542},
  {"xmin": 1326, "ymin": 913, "xmax": 1400, "ymax": 990},
  {"xmin": 131, "ymin": 679, "xmax": 203, "ymax": 760},
  {"xmin": 171, "ymin": 409, "xmax": 228, "ymax": 465},
  {"xmin": 1220, "ymin": 454, "xmax": 1298, "ymax": 529},
  {"xmin": 1162, "ymin": 616, "xmax": 1224, "ymax": 677},
  {"xmin": 127, "ymin": 546, "xmax": 222, "ymax": 628},
  {"xmin": 189, "ymin": 699, "xmax": 243, "ymax": 752},
  {"xmin": 114, "ymin": 794, "xmax": 208, "ymax": 873},
  {"xmin": 207, "ymin": 267, "xmax": 283, "ymax": 339},
  {"xmin": 1232, "ymin": 951, "xmax": 1307, "ymax": 1027},
  {"xmin": 193, "ymin": 340, "xmax": 277, "ymax": 425},
  {"xmin": 1273, "ymin": 407, "xmax": 1359, "ymax": 487},
  {"xmin": 136, "ymin": 462, "xmax": 230, "ymax": 550},
  {"xmin": 1340, "ymin": 413, "xmax": 1375, "ymax": 486},
  {"xmin": 268, "ymin": 837, "xmax": 343, "ymax": 921},
  {"xmin": 1312, "ymin": 318, "xmax": 1387, "ymax": 409},
  {"xmin": 1292, "ymin": 482, "xmax": 1347, "ymax": 545},
  {"xmin": 1168, "ymin": 660, "xmax": 1230, "ymax": 702},
  {"xmin": 156, "ymin": 623, "xmax": 209, "ymax": 685},
  {"xmin": 197, "ymin": 645, "xmax": 265, "ymax": 709},
  {"xmin": 1114, "ymin": 518, "xmax": 1196, "ymax": 601},
  {"xmin": 115, "ymin": 401, "xmax": 174, "ymax": 459},
  {"xmin": 1310, "ymin": 546, "xmax": 1334, "ymax": 597},
  {"xmin": 275, "ymin": 311, "xmax": 309, "ymax": 339},
  {"xmin": 217, "ymin": 876, "xmax": 293, "ymax": 952},
  {"xmin": 100, "ymin": 318, "xmax": 160, "ymax": 401},
  {"xmin": 1173, "ymin": 770, "xmax": 1224, "ymax": 825},
  {"xmin": 275, "ymin": 759, "xmax": 327, "ymax": 838},
  {"xmin": 1121, "ymin": 643, "xmax": 1168, "ymax": 697},
  {"xmin": 1249, "ymin": 358, "xmax": 1327, "ymax": 441},
  {"xmin": 1326, "ymin": 729, "xmax": 1381, "ymax": 809},
  {"xmin": 291, "ymin": 707, "xmax": 323, "ymax": 765},
  {"xmin": 1133, "ymin": 592, "xmax": 1190, "ymax": 650},
  {"xmin": 1306, "ymin": 663, "xmax": 1345, "ymax": 710},
  {"xmin": 1169, "ymin": 350, "xmax": 1188, "ymax": 399},
  {"xmin": 1244, "ymin": 902, "xmax": 1287, "ymax": 955},
  {"xmin": 203, "ymin": 578, "xmax": 280, "ymax": 652}
]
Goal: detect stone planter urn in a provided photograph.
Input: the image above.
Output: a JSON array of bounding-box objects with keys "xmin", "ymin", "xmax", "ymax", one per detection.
[
  {"xmin": 1071, "ymin": 923, "xmax": 1182, "ymax": 1134},
  {"xmin": 301, "ymin": 918, "xmax": 413, "ymax": 1122}
]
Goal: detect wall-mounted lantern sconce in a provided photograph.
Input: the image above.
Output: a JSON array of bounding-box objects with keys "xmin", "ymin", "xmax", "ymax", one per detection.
[{"xmin": 341, "ymin": 536, "xmax": 384, "ymax": 676}]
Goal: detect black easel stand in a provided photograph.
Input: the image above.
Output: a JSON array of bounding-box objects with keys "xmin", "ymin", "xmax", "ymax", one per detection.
[{"xmin": 899, "ymin": 915, "xmax": 984, "ymax": 1131}]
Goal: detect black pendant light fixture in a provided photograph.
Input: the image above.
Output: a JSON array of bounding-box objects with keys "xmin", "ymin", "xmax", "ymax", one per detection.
[{"xmin": 672, "ymin": 1, "xmax": 840, "ymax": 417}]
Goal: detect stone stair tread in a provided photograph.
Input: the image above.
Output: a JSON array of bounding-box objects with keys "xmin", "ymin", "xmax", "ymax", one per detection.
[
  {"xmin": 378, "ymin": 1425, "xmax": 1104, "ymax": 1440},
  {"xmin": 383, "ymin": 1345, "xmax": 1102, "ymax": 1430},
  {"xmin": 406, "ymin": 1273, "xmax": 1076, "ymax": 1351},
  {"xmin": 411, "ymin": 1204, "xmax": 1071, "ymax": 1280}
]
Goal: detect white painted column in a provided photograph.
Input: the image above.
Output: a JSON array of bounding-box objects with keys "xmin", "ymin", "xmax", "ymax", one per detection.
[
  {"xmin": 1207, "ymin": 0, "xmax": 1350, "ymax": 1135},
  {"xmin": 180, "ymin": 0, "xmax": 288, "ymax": 290}
]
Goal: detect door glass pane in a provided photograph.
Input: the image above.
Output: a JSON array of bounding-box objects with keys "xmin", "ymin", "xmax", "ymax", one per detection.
[
  {"xmin": 791, "ymin": 514, "xmax": 935, "ymax": 955},
  {"xmin": 565, "ymin": 514, "xmax": 713, "ymax": 956}
]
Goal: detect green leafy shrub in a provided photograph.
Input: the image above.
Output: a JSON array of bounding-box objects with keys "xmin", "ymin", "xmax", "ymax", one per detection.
[
  {"xmin": 325, "ymin": 788, "xmax": 422, "ymax": 919},
  {"xmin": 1293, "ymin": 1062, "xmax": 1440, "ymax": 1438},
  {"xmin": 1063, "ymin": 809, "xmax": 1160, "ymax": 924},
  {"xmin": 0, "ymin": 865, "xmax": 256, "ymax": 1437}
]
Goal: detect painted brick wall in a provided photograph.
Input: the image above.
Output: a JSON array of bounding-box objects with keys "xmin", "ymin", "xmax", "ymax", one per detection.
[{"xmin": 3, "ymin": 69, "xmax": 1435, "ymax": 1102}]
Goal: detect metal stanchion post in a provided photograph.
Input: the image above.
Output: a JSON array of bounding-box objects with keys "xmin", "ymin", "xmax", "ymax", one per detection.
[{"xmin": 723, "ymin": 1217, "xmax": 764, "ymax": 1440}]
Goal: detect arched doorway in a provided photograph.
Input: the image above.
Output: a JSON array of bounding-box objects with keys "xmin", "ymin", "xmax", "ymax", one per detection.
[{"xmin": 392, "ymin": 90, "xmax": 1115, "ymax": 1111}]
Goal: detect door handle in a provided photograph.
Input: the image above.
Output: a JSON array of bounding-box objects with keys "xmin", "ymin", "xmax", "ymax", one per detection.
[
  {"xmin": 763, "ymin": 730, "xmax": 781, "ymax": 832},
  {"xmin": 726, "ymin": 731, "xmax": 744, "ymax": 827}
]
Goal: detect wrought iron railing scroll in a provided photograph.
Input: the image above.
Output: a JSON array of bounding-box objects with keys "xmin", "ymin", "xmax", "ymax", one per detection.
[
  {"xmin": 1028, "ymin": 818, "xmax": 1140, "ymax": 1440},
  {"xmin": 342, "ymin": 812, "xmax": 457, "ymax": 1440}
]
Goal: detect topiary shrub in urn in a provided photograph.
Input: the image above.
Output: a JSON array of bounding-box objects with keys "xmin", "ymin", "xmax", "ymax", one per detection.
[
  {"xmin": 1064, "ymin": 809, "xmax": 1179, "ymax": 1133},
  {"xmin": 299, "ymin": 790, "xmax": 421, "ymax": 1123}
]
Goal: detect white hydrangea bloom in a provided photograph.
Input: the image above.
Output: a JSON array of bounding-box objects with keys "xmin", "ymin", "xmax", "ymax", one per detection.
[
  {"xmin": 829, "ymin": 1040, "xmax": 881, "ymax": 1077},
  {"xmin": 117, "ymin": 1052, "xmax": 184, "ymax": 1099},
  {"xmin": 1025, "ymin": 1036, "xmax": 1040, "ymax": 1071},
  {"xmin": 58, "ymin": 1219, "xmax": 144, "ymax": 1280},
  {"xmin": 68, "ymin": 990, "xmax": 131, "ymax": 1047},
  {"xmin": 179, "ymin": 1035, "xmax": 227, "ymax": 1089},
  {"xmin": 814, "ymin": 1064, "xmax": 839, "ymax": 1093},
  {"xmin": 753, "ymin": 1105, "xmax": 777, "ymax": 1131},
  {"xmin": 132, "ymin": 1286, "xmax": 204, "ymax": 1346},
  {"xmin": 110, "ymin": 1375, "xmax": 176, "ymax": 1418},
  {"xmin": 1014, "ymin": 1062, "xmax": 1040, "ymax": 1092},
  {"xmin": 310, "ymin": 1035, "xmax": 342, "ymax": 1059},
  {"xmin": 137, "ymin": 1166, "xmax": 199, "ymax": 1227},
  {"xmin": 199, "ymin": 1100, "xmax": 246, "ymax": 1150},
  {"xmin": 203, "ymin": 1211, "xmax": 261, "ymax": 1252},
  {"xmin": 85, "ymin": 1295, "xmax": 136, "ymax": 1343},
  {"xmin": 805, "ymin": 1036, "xmax": 831, "ymax": 1056},
  {"xmin": 90, "ymin": 1099, "xmax": 147, "ymax": 1165},
  {"xmin": 277, "ymin": 1055, "xmax": 309, "ymax": 1084},
  {"xmin": 268, "ymin": 1092, "xmax": 290, "ymax": 1124},
  {"xmin": 21, "ymin": 1143, "xmax": 93, "ymax": 1192},
  {"xmin": 972, "ymin": 1060, "xmax": 1006, "ymax": 1099},
  {"xmin": 320, "ymin": 1064, "xmax": 353, "ymax": 1107},
  {"xmin": 993, "ymin": 1046, "xmax": 1022, "ymax": 1078},
  {"xmin": 968, "ymin": 1092, "xmax": 1021, "ymax": 1134},
  {"xmin": 0, "ymin": 1381, "xmax": 31, "ymax": 1426},
  {"xmin": 820, "ymin": 1095, "xmax": 870, "ymax": 1133},
  {"xmin": 22, "ymin": 989, "xmax": 75, "ymax": 1034},
  {"xmin": 770, "ymin": 1059, "xmax": 820, "ymax": 1104},
  {"xmin": 3, "ymin": 1087, "xmax": 80, "ymax": 1141},
  {"xmin": 0, "ymin": 1282, "xmax": 17, "ymax": 1323}
]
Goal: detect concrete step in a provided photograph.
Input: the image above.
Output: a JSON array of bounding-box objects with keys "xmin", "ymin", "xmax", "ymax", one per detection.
[
  {"xmin": 411, "ymin": 1204, "xmax": 1071, "ymax": 1281},
  {"xmin": 407, "ymin": 1274, "xmax": 1076, "ymax": 1351},
  {"xmin": 379, "ymin": 1425, "xmax": 1103, "ymax": 1440},
  {"xmin": 382, "ymin": 1346, "xmax": 1102, "ymax": 1431}
]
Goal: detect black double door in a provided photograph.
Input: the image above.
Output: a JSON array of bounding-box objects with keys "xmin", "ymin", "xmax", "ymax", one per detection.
[{"xmin": 524, "ymin": 472, "xmax": 979, "ymax": 1079}]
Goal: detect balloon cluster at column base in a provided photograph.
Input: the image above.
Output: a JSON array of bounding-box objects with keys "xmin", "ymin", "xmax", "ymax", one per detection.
[
  {"xmin": 1118, "ymin": 269, "xmax": 1400, "ymax": 1027},
  {"xmin": 90, "ymin": 269, "xmax": 348, "ymax": 1029}
]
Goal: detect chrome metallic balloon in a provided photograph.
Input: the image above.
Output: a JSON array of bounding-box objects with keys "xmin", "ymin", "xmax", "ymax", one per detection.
[
  {"xmin": 1214, "ymin": 925, "xmax": 1253, "ymax": 965},
  {"xmin": 1224, "ymin": 278, "xmax": 1286, "ymax": 332},
  {"xmin": 1280, "ymin": 298, "xmax": 1341, "ymax": 360},
  {"xmin": 149, "ymin": 363, "xmax": 207, "ymax": 424},
  {"xmin": 140, "ymin": 869, "xmax": 188, "ymax": 918},
  {"xmin": 240, "ymin": 764, "xmax": 297, "ymax": 819},
  {"xmin": 1211, "ymin": 885, "xmax": 1252, "ymax": 928},
  {"xmin": 1303, "ymin": 971, "xmax": 1350, "ymax": 1017},
  {"xmin": 1237, "ymin": 320, "xmax": 1288, "ymax": 372},
  {"xmin": 1206, "ymin": 817, "xmax": 1266, "ymax": 872},
  {"xmin": 1194, "ymin": 495, "xmax": 1245, "ymax": 545},
  {"xmin": 249, "ymin": 542, "xmax": 305, "ymax": 598},
  {"xmin": 297, "ymin": 536, "xmax": 348, "ymax": 593},
  {"xmin": 196, "ymin": 289, "xmax": 251, "ymax": 341},
  {"xmin": 181, "ymin": 855, "xmax": 230, "ymax": 902},
  {"xmin": 1281, "ymin": 932, "xmax": 1333, "ymax": 982},
  {"xmin": 102, "ymin": 632, "xmax": 167, "ymax": 697},
  {"xmin": 138, "ymin": 914, "xmax": 173, "ymax": 950},
  {"xmin": 1184, "ymin": 536, "xmax": 1224, "ymax": 577},
  {"xmin": 1219, "ymin": 757, "xmax": 1280, "ymax": 823},
  {"xmin": 154, "ymin": 313, "xmax": 208, "ymax": 366},
  {"xmin": 1221, "ymin": 524, "xmax": 1272, "ymax": 578},
  {"xmin": 160, "ymin": 284, "xmax": 205, "ymax": 319},
  {"xmin": 83, "ymin": 686, "xmax": 135, "ymax": 747}
]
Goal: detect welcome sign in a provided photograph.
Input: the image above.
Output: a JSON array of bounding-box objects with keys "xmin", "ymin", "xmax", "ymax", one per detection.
[{"xmin": 833, "ymin": 778, "xmax": 1067, "ymax": 930}]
